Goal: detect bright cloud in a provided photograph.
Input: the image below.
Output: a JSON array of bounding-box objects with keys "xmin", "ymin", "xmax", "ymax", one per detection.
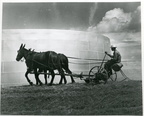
[
  {"xmin": 97, "ymin": 8, "xmax": 131, "ymax": 32},
  {"xmin": 88, "ymin": 6, "xmax": 141, "ymax": 33}
]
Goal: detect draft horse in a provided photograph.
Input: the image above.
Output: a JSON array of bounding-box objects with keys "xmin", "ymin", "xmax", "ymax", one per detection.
[{"xmin": 16, "ymin": 44, "xmax": 75, "ymax": 85}]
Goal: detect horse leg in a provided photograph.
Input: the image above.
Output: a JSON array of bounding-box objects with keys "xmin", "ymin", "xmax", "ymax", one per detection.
[
  {"xmin": 66, "ymin": 69, "xmax": 75, "ymax": 83},
  {"xmin": 34, "ymin": 68, "xmax": 38, "ymax": 85},
  {"xmin": 49, "ymin": 70, "xmax": 55, "ymax": 86},
  {"xmin": 59, "ymin": 69, "xmax": 67, "ymax": 84},
  {"xmin": 25, "ymin": 68, "xmax": 33, "ymax": 85},
  {"xmin": 62, "ymin": 64, "xmax": 75, "ymax": 83},
  {"xmin": 34, "ymin": 68, "xmax": 43, "ymax": 85},
  {"xmin": 44, "ymin": 70, "xmax": 48, "ymax": 85},
  {"xmin": 38, "ymin": 69, "xmax": 47, "ymax": 85}
]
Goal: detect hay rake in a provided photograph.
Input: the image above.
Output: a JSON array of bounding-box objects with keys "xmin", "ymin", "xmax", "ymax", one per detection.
[{"xmin": 31, "ymin": 53, "xmax": 130, "ymax": 84}]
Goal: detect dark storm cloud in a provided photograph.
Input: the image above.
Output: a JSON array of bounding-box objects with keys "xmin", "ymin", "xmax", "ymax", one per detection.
[
  {"xmin": 127, "ymin": 6, "xmax": 141, "ymax": 32},
  {"xmin": 2, "ymin": 3, "xmax": 92, "ymax": 29},
  {"xmin": 2, "ymin": 2, "xmax": 140, "ymax": 31}
]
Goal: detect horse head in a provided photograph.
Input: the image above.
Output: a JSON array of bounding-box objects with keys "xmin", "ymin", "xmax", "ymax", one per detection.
[{"xmin": 16, "ymin": 44, "xmax": 26, "ymax": 61}]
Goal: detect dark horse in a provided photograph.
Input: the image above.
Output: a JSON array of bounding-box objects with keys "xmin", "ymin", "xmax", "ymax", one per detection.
[{"xmin": 16, "ymin": 44, "xmax": 75, "ymax": 85}]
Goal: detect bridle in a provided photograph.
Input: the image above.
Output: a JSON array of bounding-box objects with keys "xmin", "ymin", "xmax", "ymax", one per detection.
[
  {"xmin": 20, "ymin": 57, "xmax": 25, "ymax": 62},
  {"xmin": 17, "ymin": 49, "xmax": 29, "ymax": 62}
]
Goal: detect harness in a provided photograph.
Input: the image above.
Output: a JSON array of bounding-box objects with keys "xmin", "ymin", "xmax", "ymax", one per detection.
[{"xmin": 25, "ymin": 51, "xmax": 58, "ymax": 70}]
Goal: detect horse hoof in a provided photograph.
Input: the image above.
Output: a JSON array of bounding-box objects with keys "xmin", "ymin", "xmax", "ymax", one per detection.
[
  {"xmin": 30, "ymin": 82, "xmax": 33, "ymax": 85},
  {"xmin": 48, "ymin": 83, "xmax": 52, "ymax": 86}
]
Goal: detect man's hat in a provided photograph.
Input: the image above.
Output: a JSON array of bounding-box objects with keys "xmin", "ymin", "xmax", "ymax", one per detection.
[{"xmin": 111, "ymin": 45, "xmax": 117, "ymax": 48}]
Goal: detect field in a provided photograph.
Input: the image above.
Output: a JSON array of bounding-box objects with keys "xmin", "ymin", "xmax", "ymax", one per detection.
[{"xmin": 1, "ymin": 80, "xmax": 142, "ymax": 115}]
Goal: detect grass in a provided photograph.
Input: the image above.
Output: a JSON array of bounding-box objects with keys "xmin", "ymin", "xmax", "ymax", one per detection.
[{"xmin": 1, "ymin": 80, "xmax": 142, "ymax": 115}]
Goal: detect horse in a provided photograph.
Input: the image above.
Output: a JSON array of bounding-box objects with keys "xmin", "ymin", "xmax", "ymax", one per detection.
[
  {"xmin": 16, "ymin": 44, "xmax": 75, "ymax": 85},
  {"xmin": 16, "ymin": 44, "xmax": 45, "ymax": 85},
  {"xmin": 25, "ymin": 48, "xmax": 50, "ymax": 85},
  {"xmin": 26, "ymin": 49, "xmax": 75, "ymax": 85}
]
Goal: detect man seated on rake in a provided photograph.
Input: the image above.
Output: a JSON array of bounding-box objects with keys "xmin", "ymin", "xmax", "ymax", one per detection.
[{"xmin": 104, "ymin": 45, "xmax": 122, "ymax": 77}]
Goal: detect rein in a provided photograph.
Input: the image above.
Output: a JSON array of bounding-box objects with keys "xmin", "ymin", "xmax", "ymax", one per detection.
[{"xmin": 25, "ymin": 52, "xmax": 57, "ymax": 70}]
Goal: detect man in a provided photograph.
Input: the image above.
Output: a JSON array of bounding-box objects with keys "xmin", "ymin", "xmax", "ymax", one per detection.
[{"xmin": 104, "ymin": 45, "xmax": 121, "ymax": 76}]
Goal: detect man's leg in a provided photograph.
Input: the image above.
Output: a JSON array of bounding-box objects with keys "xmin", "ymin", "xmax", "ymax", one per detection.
[
  {"xmin": 109, "ymin": 61, "xmax": 116, "ymax": 76},
  {"xmin": 104, "ymin": 60, "xmax": 111, "ymax": 71},
  {"xmin": 104, "ymin": 60, "xmax": 114, "ymax": 77}
]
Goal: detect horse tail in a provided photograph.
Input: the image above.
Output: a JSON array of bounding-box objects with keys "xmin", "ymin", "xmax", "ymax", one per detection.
[{"xmin": 58, "ymin": 53, "xmax": 70, "ymax": 73}]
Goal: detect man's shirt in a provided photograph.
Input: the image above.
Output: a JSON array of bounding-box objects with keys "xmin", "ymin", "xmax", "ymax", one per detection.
[{"xmin": 113, "ymin": 50, "xmax": 121, "ymax": 63}]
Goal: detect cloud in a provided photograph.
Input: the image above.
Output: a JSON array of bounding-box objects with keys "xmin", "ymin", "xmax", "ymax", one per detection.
[
  {"xmin": 88, "ymin": 6, "xmax": 141, "ymax": 33},
  {"xmin": 97, "ymin": 8, "xmax": 131, "ymax": 32}
]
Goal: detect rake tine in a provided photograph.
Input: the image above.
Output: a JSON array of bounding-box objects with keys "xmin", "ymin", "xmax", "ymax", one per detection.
[{"xmin": 120, "ymin": 69, "xmax": 130, "ymax": 82}]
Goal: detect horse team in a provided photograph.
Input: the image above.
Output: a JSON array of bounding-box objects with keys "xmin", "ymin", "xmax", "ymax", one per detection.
[{"xmin": 16, "ymin": 44, "xmax": 75, "ymax": 86}]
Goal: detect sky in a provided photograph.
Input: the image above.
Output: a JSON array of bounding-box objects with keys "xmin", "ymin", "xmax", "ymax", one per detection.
[
  {"xmin": 2, "ymin": 2, "xmax": 141, "ymax": 61},
  {"xmin": 2, "ymin": 2, "xmax": 140, "ymax": 31}
]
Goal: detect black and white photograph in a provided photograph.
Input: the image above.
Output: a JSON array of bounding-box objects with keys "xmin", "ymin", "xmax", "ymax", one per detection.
[{"xmin": 1, "ymin": 1, "xmax": 142, "ymax": 115}]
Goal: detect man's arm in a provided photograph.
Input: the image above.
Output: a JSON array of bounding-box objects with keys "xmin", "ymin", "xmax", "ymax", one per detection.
[{"xmin": 105, "ymin": 51, "xmax": 113, "ymax": 58}]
